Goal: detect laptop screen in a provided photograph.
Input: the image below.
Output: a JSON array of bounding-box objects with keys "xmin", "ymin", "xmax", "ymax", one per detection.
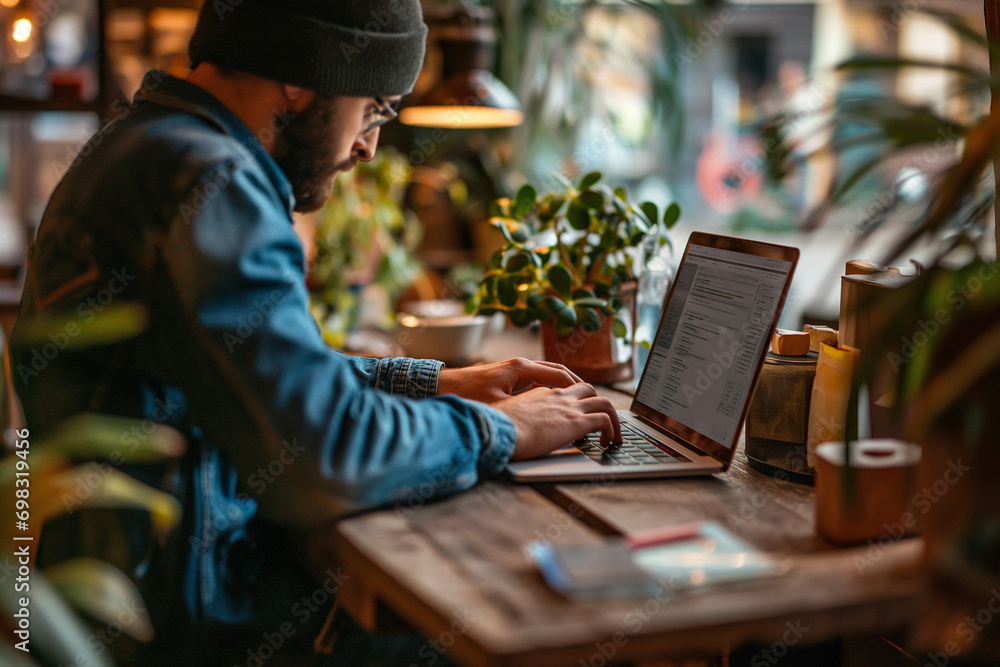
[{"xmin": 632, "ymin": 233, "xmax": 798, "ymax": 464}]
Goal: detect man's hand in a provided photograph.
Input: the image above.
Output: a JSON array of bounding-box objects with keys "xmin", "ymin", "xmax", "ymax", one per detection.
[
  {"xmin": 438, "ymin": 357, "xmax": 583, "ymax": 405},
  {"xmin": 494, "ymin": 383, "xmax": 621, "ymax": 460}
]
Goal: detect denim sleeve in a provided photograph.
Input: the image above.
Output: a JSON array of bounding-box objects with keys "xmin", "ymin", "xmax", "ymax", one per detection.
[
  {"xmin": 149, "ymin": 162, "xmax": 516, "ymax": 524},
  {"xmin": 346, "ymin": 355, "xmax": 515, "ymax": 476},
  {"xmin": 346, "ymin": 355, "xmax": 443, "ymax": 397}
]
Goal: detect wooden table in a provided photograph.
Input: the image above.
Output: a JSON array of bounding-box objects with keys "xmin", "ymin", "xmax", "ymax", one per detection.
[{"xmin": 332, "ymin": 332, "xmax": 925, "ymax": 666}]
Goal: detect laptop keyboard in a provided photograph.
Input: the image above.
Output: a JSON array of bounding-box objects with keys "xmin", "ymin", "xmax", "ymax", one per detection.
[{"xmin": 575, "ymin": 424, "xmax": 690, "ymax": 466}]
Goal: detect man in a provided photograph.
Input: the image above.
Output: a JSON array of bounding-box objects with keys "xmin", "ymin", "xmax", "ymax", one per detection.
[{"xmin": 11, "ymin": 1, "xmax": 619, "ymax": 664}]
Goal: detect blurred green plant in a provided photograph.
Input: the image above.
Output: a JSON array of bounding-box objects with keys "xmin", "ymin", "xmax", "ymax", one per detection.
[
  {"xmin": 1, "ymin": 304, "xmax": 184, "ymax": 666},
  {"xmin": 765, "ymin": 9, "xmax": 995, "ymax": 260},
  {"xmin": 763, "ymin": 9, "xmax": 999, "ymax": 445},
  {"xmin": 470, "ymin": 171, "xmax": 679, "ymax": 336},
  {"xmin": 308, "ymin": 147, "xmax": 424, "ymax": 347},
  {"xmin": 765, "ymin": 11, "xmax": 1000, "ymax": 655}
]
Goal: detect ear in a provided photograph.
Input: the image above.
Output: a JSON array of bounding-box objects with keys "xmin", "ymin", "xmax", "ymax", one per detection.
[{"xmin": 281, "ymin": 84, "xmax": 317, "ymax": 114}]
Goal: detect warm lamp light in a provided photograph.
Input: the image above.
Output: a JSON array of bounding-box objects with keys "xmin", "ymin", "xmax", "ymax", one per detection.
[
  {"xmin": 11, "ymin": 17, "xmax": 32, "ymax": 43},
  {"xmin": 399, "ymin": 5, "xmax": 523, "ymax": 129}
]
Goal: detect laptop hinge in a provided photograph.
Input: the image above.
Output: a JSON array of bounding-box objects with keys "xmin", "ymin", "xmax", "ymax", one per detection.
[{"xmin": 628, "ymin": 412, "xmax": 714, "ymax": 461}]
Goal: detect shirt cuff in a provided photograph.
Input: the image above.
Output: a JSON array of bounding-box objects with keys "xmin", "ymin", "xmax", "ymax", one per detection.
[
  {"xmin": 376, "ymin": 357, "xmax": 444, "ymax": 398},
  {"xmin": 471, "ymin": 403, "xmax": 517, "ymax": 477}
]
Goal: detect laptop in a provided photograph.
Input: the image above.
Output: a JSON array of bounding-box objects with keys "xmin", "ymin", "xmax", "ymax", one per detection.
[{"xmin": 506, "ymin": 231, "xmax": 799, "ymax": 482}]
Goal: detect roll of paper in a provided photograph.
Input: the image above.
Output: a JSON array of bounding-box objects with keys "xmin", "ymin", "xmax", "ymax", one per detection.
[{"xmin": 815, "ymin": 439, "xmax": 922, "ymax": 545}]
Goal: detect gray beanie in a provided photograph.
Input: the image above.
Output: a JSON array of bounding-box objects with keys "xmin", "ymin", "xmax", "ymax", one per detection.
[{"xmin": 189, "ymin": 0, "xmax": 428, "ymax": 98}]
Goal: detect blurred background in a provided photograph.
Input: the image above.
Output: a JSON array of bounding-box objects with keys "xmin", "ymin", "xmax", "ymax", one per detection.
[{"xmin": 0, "ymin": 0, "xmax": 990, "ymax": 343}]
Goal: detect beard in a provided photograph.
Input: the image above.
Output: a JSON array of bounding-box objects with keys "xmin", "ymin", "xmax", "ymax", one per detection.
[{"xmin": 272, "ymin": 95, "xmax": 355, "ymax": 213}]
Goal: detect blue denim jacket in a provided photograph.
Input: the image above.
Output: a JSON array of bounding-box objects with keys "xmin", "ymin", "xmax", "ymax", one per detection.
[{"xmin": 11, "ymin": 72, "xmax": 515, "ymax": 657}]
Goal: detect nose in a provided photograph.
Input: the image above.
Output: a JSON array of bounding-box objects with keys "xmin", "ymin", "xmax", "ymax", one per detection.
[{"xmin": 352, "ymin": 128, "xmax": 379, "ymax": 162}]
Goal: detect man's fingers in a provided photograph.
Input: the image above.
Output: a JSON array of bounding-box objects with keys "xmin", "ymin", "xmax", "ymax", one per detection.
[
  {"xmin": 532, "ymin": 360, "xmax": 584, "ymax": 385},
  {"xmin": 587, "ymin": 413, "xmax": 616, "ymax": 448},
  {"xmin": 577, "ymin": 395, "xmax": 621, "ymax": 446},
  {"xmin": 560, "ymin": 381, "xmax": 598, "ymax": 398},
  {"xmin": 511, "ymin": 360, "xmax": 580, "ymax": 390}
]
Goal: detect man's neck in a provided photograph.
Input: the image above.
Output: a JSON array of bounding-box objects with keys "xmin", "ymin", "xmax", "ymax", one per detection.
[{"xmin": 186, "ymin": 64, "xmax": 288, "ymax": 154}]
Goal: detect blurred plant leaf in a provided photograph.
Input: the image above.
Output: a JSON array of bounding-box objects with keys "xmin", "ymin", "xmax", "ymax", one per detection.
[
  {"xmin": 922, "ymin": 7, "xmax": 997, "ymax": 55},
  {"xmin": 566, "ymin": 203, "xmax": 590, "ymax": 231},
  {"xmin": 491, "ymin": 218, "xmax": 519, "ymax": 246},
  {"xmin": 534, "ymin": 296, "xmax": 560, "ymax": 322},
  {"xmin": 44, "ymin": 558, "xmax": 154, "ymax": 643},
  {"xmin": 578, "ymin": 190, "xmax": 605, "ymax": 210},
  {"xmin": 572, "ymin": 297, "xmax": 608, "ymax": 310},
  {"xmin": 578, "ymin": 172, "xmax": 602, "ymax": 190},
  {"xmin": 549, "ymin": 265, "xmax": 573, "ymax": 297},
  {"xmin": 0, "ymin": 568, "xmax": 114, "ymax": 667},
  {"xmin": 905, "ymin": 302, "xmax": 1000, "ymax": 442},
  {"xmin": 41, "ymin": 415, "xmax": 185, "ymax": 463},
  {"xmin": 14, "ymin": 303, "xmax": 148, "ymax": 349},
  {"xmin": 505, "ymin": 252, "xmax": 533, "ymax": 273},
  {"xmin": 579, "ymin": 307, "xmax": 602, "ymax": 333},
  {"xmin": 509, "ymin": 308, "xmax": 533, "ymax": 328},
  {"xmin": 497, "ymin": 277, "xmax": 518, "ymax": 307},
  {"xmin": 838, "ymin": 55, "xmax": 989, "ymax": 82},
  {"xmin": 514, "ymin": 184, "xmax": 537, "ymax": 219},
  {"xmin": 662, "ymin": 202, "xmax": 681, "ymax": 229},
  {"xmin": 834, "ymin": 99, "xmax": 964, "ymax": 149},
  {"xmin": 639, "ymin": 202, "xmax": 658, "ymax": 229},
  {"xmin": 43, "ymin": 465, "xmax": 182, "ymax": 540},
  {"xmin": 555, "ymin": 304, "xmax": 578, "ymax": 335},
  {"xmin": 884, "ymin": 109, "xmax": 1000, "ymax": 263},
  {"xmin": 832, "ymin": 155, "xmax": 886, "ymax": 202},
  {"xmin": 0, "ymin": 642, "xmax": 36, "ymax": 667}
]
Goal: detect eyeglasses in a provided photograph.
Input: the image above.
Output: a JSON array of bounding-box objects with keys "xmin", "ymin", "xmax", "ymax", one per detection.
[{"xmin": 364, "ymin": 97, "xmax": 399, "ymax": 134}]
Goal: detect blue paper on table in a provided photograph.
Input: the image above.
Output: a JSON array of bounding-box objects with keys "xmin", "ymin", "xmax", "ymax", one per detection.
[
  {"xmin": 527, "ymin": 522, "xmax": 786, "ymax": 599},
  {"xmin": 631, "ymin": 522, "xmax": 787, "ymax": 591},
  {"xmin": 526, "ymin": 540, "xmax": 661, "ymax": 599}
]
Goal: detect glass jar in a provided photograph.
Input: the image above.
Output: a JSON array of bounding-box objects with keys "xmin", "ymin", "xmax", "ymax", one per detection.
[{"xmin": 634, "ymin": 244, "xmax": 673, "ymax": 377}]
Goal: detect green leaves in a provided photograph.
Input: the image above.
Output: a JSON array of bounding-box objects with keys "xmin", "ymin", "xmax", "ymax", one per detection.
[
  {"xmin": 613, "ymin": 318, "xmax": 628, "ymax": 338},
  {"xmin": 548, "ymin": 265, "xmax": 573, "ymax": 296},
  {"xmin": 504, "ymin": 251, "xmax": 533, "ymax": 273},
  {"xmin": 555, "ymin": 303, "xmax": 578, "ymax": 334},
  {"xmin": 537, "ymin": 296, "xmax": 566, "ymax": 320},
  {"xmin": 0, "ymin": 570, "xmax": 115, "ymax": 667},
  {"xmin": 662, "ymin": 202, "xmax": 681, "ymax": 228},
  {"xmin": 578, "ymin": 171, "xmax": 602, "ymax": 190},
  {"xmin": 577, "ymin": 189, "xmax": 605, "ymax": 210},
  {"xmin": 497, "ymin": 277, "xmax": 518, "ymax": 307},
  {"xmin": 514, "ymin": 184, "xmax": 537, "ymax": 218},
  {"xmin": 573, "ymin": 297, "xmax": 608, "ymax": 309},
  {"xmin": 474, "ymin": 175, "xmax": 680, "ymax": 342},
  {"xmin": 46, "ymin": 558, "xmax": 155, "ymax": 642},
  {"xmin": 538, "ymin": 196, "xmax": 566, "ymax": 222},
  {"xmin": 640, "ymin": 202, "xmax": 658, "ymax": 228},
  {"xmin": 41, "ymin": 414, "xmax": 186, "ymax": 462},
  {"xmin": 566, "ymin": 203, "xmax": 590, "ymax": 231},
  {"xmin": 509, "ymin": 308, "xmax": 533, "ymax": 328},
  {"xmin": 579, "ymin": 308, "xmax": 603, "ymax": 334},
  {"xmin": 15, "ymin": 303, "xmax": 149, "ymax": 349}
]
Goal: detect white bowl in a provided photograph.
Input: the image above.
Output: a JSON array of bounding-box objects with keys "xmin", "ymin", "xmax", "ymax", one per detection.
[{"xmin": 396, "ymin": 314, "xmax": 489, "ymax": 366}]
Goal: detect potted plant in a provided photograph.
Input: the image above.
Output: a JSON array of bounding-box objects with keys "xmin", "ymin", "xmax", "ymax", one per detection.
[
  {"xmin": 470, "ymin": 171, "xmax": 679, "ymax": 383},
  {"xmin": 766, "ymin": 8, "xmax": 1000, "ymax": 661}
]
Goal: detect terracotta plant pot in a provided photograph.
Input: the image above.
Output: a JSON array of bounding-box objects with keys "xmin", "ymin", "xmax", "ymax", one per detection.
[{"xmin": 540, "ymin": 284, "xmax": 636, "ymax": 385}]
